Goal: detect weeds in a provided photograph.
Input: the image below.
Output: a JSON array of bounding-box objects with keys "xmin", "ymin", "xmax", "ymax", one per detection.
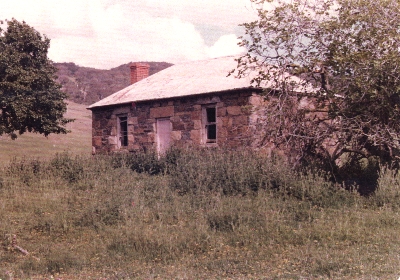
[
  {"xmin": 0, "ymin": 149, "xmax": 399, "ymax": 279},
  {"xmin": 49, "ymin": 153, "xmax": 84, "ymax": 183},
  {"xmin": 167, "ymin": 148, "xmax": 269, "ymax": 195}
]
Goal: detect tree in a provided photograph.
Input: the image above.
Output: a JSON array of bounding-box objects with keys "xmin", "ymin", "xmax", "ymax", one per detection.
[
  {"xmin": 0, "ymin": 19, "xmax": 72, "ymax": 139},
  {"xmin": 235, "ymin": 0, "xmax": 400, "ymax": 181}
]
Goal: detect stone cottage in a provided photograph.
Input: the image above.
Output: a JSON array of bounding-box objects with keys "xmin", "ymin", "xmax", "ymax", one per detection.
[{"xmin": 88, "ymin": 56, "xmax": 306, "ymax": 154}]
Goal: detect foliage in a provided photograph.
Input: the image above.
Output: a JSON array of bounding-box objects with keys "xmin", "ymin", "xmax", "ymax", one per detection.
[
  {"xmin": 0, "ymin": 19, "xmax": 72, "ymax": 139},
  {"xmin": 49, "ymin": 153, "xmax": 84, "ymax": 183},
  {"xmin": 235, "ymin": 0, "xmax": 400, "ymax": 176},
  {"xmin": 167, "ymin": 148, "xmax": 267, "ymax": 195},
  {"xmin": 374, "ymin": 165, "xmax": 400, "ymax": 209},
  {"xmin": 110, "ymin": 150, "xmax": 165, "ymax": 175}
]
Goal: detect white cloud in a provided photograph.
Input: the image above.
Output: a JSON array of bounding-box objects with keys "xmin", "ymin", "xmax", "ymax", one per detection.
[
  {"xmin": 140, "ymin": 0, "xmax": 256, "ymax": 29},
  {"xmin": 0, "ymin": 0, "xmax": 256, "ymax": 69},
  {"xmin": 206, "ymin": 34, "xmax": 245, "ymax": 58},
  {"xmin": 48, "ymin": 9, "xmax": 210, "ymax": 68}
]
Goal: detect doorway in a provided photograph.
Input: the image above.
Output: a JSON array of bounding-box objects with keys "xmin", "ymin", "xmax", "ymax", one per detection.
[{"xmin": 156, "ymin": 118, "xmax": 172, "ymax": 154}]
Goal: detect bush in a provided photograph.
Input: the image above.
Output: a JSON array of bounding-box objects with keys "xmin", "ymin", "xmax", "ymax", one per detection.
[
  {"xmin": 5, "ymin": 157, "xmax": 44, "ymax": 186},
  {"xmin": 167, "ymin": 148, "xmax": 268, "ymax": 195},
  {"xmin": 165, "ymin": 147, "xmax": 359, "ymax": 208},
  {"xmin": 111, "ymin": 150, "xmax": 165, "ymax": 175},
  {"xmin": 49, "ymin": 152, "xmax": 84, "ymax": 183},
  {"xmin": 372, "ymin": 165, "xmax": 400, "ymax": 209}
]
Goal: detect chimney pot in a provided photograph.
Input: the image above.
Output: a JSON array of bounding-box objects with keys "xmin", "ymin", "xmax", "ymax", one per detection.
[{"xmin": 130, "ymin": 62, "xmax": 150, "ymax": 84}]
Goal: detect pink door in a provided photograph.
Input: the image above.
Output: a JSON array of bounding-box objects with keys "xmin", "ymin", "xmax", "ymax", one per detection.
[{"xmin": 157, "ymin": 118, "xmax": 171, "ymax": 154}]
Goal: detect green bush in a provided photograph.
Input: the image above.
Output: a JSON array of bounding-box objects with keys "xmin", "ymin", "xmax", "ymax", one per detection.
[
  {"xmin": 167, "ymin": 148, "xmax": 268, "ymax": 195},
  {"xmin": 111, "ymin": 150, "xmax": 166, "ymax": 175},
  {"xmin": 372, "ymin": 165, "xmax": 400, "ymax": 209},
  {"xmin": 164, "ymin": 147, "xmax": 360, "ymax": 208},
  {"xmin": 49, "ymin": 152, "xmax": 84, "ymax": 183},
  {"xmin": 5, "ymin": 157, "xmax": 44, "ymax": 186}
]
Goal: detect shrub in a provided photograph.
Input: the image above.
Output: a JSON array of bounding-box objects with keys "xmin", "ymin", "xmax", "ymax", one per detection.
[
  {"xmin": 165, "ymin": 147, "xmax": 359, "ymax": 208},
  {"xmin": 5, "ymin": 157, "xmax": 44, "ymax": 186},
  {"xmin": 49, "ymin": 152, "xmax": 84, "ymax": 183},
  {"xmin": 167, "ymin": 148, "xmax": 268, "ymax": 195},
  {"xmin": 111, "ymin": 150, "xmax": 165, "ymax": 175},
  {"xmin": 372, "ymin": 165, "xmax": 400, "ymax": 208}
]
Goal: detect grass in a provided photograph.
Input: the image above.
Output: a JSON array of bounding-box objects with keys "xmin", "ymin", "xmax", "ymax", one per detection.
[
  {"xmin": 0, "ymin": 101, "xmax": 92, "ymax": 164},
  {"xmin": 1, "ymin": 149, "xmax": 400, "ymax": 279}
]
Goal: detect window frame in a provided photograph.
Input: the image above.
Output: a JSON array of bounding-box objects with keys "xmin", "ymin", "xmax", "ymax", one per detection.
[
  {"xmin": 202, "ymin": 104, "xmax": 217, "ymax": 144},
  {"xmin": 117, "ymin": 115, "xmax": 128, "ymax": 148}
]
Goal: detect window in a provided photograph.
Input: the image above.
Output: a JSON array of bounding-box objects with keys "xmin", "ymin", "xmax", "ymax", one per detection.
[
  {"xmin": 118, "ymin": 115, "xmax": 128, "ymax": 147},
  {"xmin": 203, "ymin": 105, "xmax": 217, "ymax": 143}
]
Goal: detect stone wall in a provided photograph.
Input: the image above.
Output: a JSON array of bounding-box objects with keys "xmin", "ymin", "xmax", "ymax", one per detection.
[{"xmin": 91, "ymin": 89, "xmax": 263, "ymax": 154}]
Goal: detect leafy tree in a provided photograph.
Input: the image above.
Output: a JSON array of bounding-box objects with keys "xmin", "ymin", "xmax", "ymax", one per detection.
[
  {"xmin": 235, "ymin": 0, "xmax": 400, "ymax": 180},
  {"xmin": 0, "ymin": 19, "xmax": 72, "ymax": 139}
]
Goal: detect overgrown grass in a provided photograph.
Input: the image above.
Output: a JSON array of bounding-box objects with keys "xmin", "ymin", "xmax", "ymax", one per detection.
[{"xmin": 1, "ymin": 149, "xmax": 400, "ymax": 279}]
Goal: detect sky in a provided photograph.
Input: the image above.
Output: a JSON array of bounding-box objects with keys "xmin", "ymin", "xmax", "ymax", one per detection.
[{"xmin": 1, "ymin": 0, "xmax": 257, "ymax": 69}]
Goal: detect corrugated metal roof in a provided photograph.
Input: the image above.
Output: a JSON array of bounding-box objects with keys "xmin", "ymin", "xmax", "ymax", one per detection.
[{"xmin": 88, "ymin": 56, "xmax": 311, "ymax": 109}]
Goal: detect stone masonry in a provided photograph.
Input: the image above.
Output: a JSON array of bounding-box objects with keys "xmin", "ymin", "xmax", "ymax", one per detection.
[{"xmin": 91, "ymin": 89, "xmax": 264, "ymax": 154}]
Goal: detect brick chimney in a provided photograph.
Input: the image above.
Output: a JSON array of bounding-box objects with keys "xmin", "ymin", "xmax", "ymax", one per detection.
[{"xmin": 130, "ymin": 62, "xmax": 150, "ymax": 84}]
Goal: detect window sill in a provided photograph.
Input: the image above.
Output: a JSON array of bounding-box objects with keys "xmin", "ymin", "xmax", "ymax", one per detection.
[{"xmin": 202, "ymin": 142, "xmax": 218, "ymax": 148}]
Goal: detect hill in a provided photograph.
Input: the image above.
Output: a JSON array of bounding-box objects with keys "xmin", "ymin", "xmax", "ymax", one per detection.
[
  {"xmin": 55, "ymin": 62, "xmax": 173, "ymax": 105},
  {"xmin": 0, "ymin": 101, "xmax": 92, "ymax": 165}
]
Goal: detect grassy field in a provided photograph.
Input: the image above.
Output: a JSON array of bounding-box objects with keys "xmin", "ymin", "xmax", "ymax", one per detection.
[
  {"xmin": 0, "ymin": 101, "xmax": 92, "ymax": 165},
  {"xmin": 1, "ymin": 149, "xmax": 400, "ymax": 279}
]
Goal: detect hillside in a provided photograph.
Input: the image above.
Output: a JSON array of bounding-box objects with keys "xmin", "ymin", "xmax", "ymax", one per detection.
[
  {"xmin": 0, "ymin": 101, "xmax": 92, "ymax": 164},
  {"xmin": 55, "ymin": 62, "xmax": 173, "ymax": 105}
]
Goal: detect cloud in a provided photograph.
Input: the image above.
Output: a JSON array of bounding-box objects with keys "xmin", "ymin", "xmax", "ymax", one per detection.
[
  {"xmin": 139, "ymin": 0, "xmax": 256, "ymax": 29},
  {"xmin": 0, "ymin": 0, "xmax": 256, "ymax": 69},
  {"xmin": 48, "ymin": 10, "xmax": 210, "ymax": 68},
  {"xmin": 207, "ymin": 34, "xmax": 245, "ymax": 58}
]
